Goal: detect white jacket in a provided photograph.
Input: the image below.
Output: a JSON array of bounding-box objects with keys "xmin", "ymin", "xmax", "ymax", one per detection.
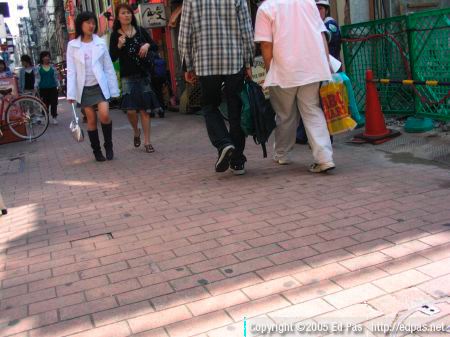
[{"xmin": 66, "ymin": 35, "xmax": 120, "ymax": 103}]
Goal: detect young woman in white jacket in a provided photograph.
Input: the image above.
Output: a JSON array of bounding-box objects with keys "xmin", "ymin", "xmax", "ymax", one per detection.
[{"xmin": 67, "ymin": 12, "xmax": 120, "ymax": 161}]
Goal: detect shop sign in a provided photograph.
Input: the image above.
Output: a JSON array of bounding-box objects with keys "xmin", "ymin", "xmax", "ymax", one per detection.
[
  {"xmin": 139, "ymin": 3, "xmax": 167, "ymax": 28},
  {"xmin": 64, "ymin": 0, "xmax": 76, "ymax": 40}
]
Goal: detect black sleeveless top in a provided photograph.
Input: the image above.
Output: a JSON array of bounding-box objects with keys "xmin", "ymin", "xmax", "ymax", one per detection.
[{"xmin": 24, "ymin": 70, "xmax": 35, "ymax": 90}]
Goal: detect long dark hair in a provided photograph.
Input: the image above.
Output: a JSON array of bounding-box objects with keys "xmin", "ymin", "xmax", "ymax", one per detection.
[
  {"xmin": 113, "ymin": 3, "xmax": 138, "ymax": 32},
  {"xmin": 75, "ymin": 11, "xmax": 98, "ymax": 38}
]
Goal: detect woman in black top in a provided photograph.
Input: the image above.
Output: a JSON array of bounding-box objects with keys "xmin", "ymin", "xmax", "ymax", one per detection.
[
  {"xmin": 19, "ymin": 55, "xmax": 35, "ymax": 94},
  {"xmin": 110, "ymin": 3, "xmax": 161, "ymax": 153}
]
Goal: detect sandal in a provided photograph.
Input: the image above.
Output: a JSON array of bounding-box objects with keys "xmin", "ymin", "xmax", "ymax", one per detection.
[
  {"xmin": 144, "ymin": 144, "xmax": 155, "ymax": 153},
  {"xmin": 134, "ymin": 129, "xmax": 141, "ymax": 148}
]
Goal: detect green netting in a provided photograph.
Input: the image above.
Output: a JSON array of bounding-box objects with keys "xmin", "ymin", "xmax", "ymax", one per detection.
[
  {"xmin": 342, "ymin": 8, "xmax": 450, "ymax": 121},
  {"xmin": 407, "ymin": 10, "xmax": 450, "ymax": 121}
]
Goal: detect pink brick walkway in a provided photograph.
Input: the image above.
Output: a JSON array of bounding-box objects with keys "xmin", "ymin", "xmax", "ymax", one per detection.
[{"xmin": 0, "ymin": 101, "xmax": 449, "ymax": 336}]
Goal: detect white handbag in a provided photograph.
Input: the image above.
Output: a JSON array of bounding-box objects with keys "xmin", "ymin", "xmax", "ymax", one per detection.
[{"xmin": 70, "ymin": 103, "xmax": 84, "ymax": 142}]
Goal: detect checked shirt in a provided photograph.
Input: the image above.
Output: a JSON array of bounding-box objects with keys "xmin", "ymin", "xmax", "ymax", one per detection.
[{"xmin": 178, "ymin": 0, "xmax": 255, "ymax": 76}]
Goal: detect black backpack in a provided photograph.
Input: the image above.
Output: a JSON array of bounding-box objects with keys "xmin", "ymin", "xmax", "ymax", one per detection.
[{"xmin": 244, "ymin": 79, "xmax": 276, "ymax": 158}]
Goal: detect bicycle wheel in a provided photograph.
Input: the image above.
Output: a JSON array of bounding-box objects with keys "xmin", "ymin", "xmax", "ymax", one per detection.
[{"xmin": 6, "ymin": 96, "xmax": 49, "ymax": 140}]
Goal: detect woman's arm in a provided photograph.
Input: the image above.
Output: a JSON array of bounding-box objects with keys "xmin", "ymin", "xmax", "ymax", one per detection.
[
  {"xmin": 66, "ymin": 45, "xmax": 77, "ymax": 102},
  {"xmin": 53, "ymin": 65, "xmax": 60, "ymax": 88},
  {"xmin": 34, "ymin": 66, "xmax": 40, "ymax": 90},
  {"xmin": 109, "ymin": 31, "xmax": 123, "ymax": 62},
  {"xmin": 139, "ymin": 27, "xmax": 158, "ymax": 51}
]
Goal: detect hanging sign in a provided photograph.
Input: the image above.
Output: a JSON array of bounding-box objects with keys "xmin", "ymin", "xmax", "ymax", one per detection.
[{"xmin": 139, "ymin": 3, "xmax": 167, "ymax": 28}]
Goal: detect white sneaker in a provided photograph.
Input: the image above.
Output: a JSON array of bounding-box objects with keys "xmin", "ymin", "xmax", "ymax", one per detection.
[
  {"xmin": 274, "ymin": 158, "xmax": 292, "ymax": 165},
  {"xmin": 52, "ymin": 118, "xmax": 58, "ymax": 125},
  {"xmin": 309, "ymin": 162, "xmax": 336, "ymax": 173}
]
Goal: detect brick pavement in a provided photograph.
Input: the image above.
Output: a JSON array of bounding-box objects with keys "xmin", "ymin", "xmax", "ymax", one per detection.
[{"xmin": 0, "ymin": 100, "xmax": 449, "ymax": 337}]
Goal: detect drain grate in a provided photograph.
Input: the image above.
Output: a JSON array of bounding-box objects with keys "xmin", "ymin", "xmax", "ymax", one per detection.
[
  {"xmin": 373, "ymin": 132, "xmax": 450, "ymax": 166},
  {"xmin": 0, "ymin": 155, "xmax": 25, "ymax": 176}
]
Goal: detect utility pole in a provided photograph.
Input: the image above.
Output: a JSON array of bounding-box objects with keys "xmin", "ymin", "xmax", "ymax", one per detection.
[
  {"xmin": 17, "ymin": 4, "xmax": 36, "ymax": 64},
  {"xmin": 18, "ymin": 19, "xmax": 34, "ymax": 64},
  {"xmin": 24, "ymin": 19, "xmax": 35, "ymax": 64}
]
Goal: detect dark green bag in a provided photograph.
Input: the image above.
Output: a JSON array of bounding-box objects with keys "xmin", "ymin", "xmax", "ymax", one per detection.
[
  {"xmin": 240, "ymin": 85, "xmax": 254, "ymax": 136},
  {"xmin": 240, "ymin": 80, "xmax": 276, "ymax": 158}
]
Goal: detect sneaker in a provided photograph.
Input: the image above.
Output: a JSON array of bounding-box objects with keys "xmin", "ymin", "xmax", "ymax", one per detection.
[
  {"xmin": 230, "ymin": 157, "xmax": 247, "ymax": 176},
  {"xmin": 215, "ymin": 144, "xmax": 234, "ymax": 172},
  {"xmin": 52, "ymin": 117, "xmax": 58, "ymax": 125},
  {"xmin": 309, "ymin": 162, "xmax": 335, "ymax": 173},
  {"xmin": 230, "ymin": 162, "xmax": 246, "ymax": 175},
  {"xmin": 274, "ymin": 158, "xmax": 292, "ymax": 165}
]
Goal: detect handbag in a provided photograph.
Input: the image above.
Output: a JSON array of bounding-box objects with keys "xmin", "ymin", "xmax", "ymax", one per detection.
[
  {"xmin": 70, "ymin": 103, "xmax": 84, "ymax": 142},
  {"xmin": 136, "ymin": 27, "xmax": 156, "ymax": 75},
  {"xmin": 320, "ymin": 74, "xmax": 357, "ymax": 135}
]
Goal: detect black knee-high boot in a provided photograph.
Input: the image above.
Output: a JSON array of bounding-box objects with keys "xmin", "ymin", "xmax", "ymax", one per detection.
[
  {"xmin": 87, "ymin": 129, "xmax": 106, "ymax": 162},
  {"xmin": 101, "ymin": 122, "xmax": 113, "ymax": 160}
]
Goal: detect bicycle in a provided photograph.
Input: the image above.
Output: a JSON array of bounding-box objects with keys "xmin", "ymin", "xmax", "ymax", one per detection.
[{"xmin": 0, "ymin": 88, "xmax": 49, "ymax": 141}]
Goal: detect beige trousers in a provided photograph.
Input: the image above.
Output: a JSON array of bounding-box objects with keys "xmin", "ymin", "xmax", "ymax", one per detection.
[{"xmin": 269, "ymin": 82, "xmax": 333, "ymax": 164}]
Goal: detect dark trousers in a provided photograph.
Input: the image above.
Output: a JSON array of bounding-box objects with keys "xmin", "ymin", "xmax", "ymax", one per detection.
[
  {"xmin": 39, "ymin": 87, "xmax": 58, "ymax": 118},
  {"xmin": 199, "ymin": 70, "xmax": 245, "ymax": 165}
]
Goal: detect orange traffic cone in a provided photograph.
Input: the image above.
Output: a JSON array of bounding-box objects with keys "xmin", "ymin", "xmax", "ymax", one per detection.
[{"xmin": 352, "ymin": 70, "xmax": 400, "ymax": 144}]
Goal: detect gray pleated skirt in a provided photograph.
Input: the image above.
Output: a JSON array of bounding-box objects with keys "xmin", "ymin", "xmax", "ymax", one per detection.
[{"xmin": 80, "ymin": 84, "xmax": 107, "ymax": 108}]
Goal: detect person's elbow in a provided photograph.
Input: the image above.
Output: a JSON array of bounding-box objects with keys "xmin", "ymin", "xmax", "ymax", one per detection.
[{"xmin": 259, "ymin": 41, "xmax": 273, "ymax": 53}]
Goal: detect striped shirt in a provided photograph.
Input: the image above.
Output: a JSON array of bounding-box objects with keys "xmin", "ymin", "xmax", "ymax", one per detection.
[{"xmin": 178, "ymin": 0, "xmax": 254, "ymax": 76}]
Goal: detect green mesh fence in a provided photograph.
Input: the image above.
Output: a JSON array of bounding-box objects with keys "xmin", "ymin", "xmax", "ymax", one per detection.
[
  {"xmin": 407, "ymin": 10, "xmax": 450, "ymax": 121},
  {"xmin": 342, "ymin": 8, "xmax": 450, "ymax": 121}
]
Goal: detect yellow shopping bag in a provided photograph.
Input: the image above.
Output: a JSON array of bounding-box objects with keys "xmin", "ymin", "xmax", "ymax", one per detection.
[{"xmin": 320, "ymin": 76, "xmax": 357, "ymax": 135}]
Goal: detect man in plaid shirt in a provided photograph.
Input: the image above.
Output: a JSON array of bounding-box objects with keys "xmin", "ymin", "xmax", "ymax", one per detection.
[{"xmin": 178, "ymin": 0, "xmax": 254, "ymax": 175}]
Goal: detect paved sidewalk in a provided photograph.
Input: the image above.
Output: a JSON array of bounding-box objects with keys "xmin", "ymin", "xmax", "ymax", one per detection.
[{"xmin": 0, "ymin": 100, "xmax": 449, "ymax": 337}]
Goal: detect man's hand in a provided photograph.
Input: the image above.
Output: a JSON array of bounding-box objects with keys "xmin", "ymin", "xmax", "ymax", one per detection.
[
  {"xmin": 168, "ymin": 5, "xmax": 182, "ymax": 28},
  {"xmin": 184, "ymin": 71, "xmax": 197, "ymax": 84},
  {"xmin": 245, "ymin": 67, "xmax": 252, "ymax": 80},
  {"xmin": 68, "ymin": 99, "xmax": 75, "ymax": 104}
]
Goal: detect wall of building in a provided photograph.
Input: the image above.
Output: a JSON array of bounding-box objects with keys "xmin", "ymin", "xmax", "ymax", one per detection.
[
  {"xmin": 28, "ymin": 0, "xmax": 43, "ymax": 63},
  {"xmin": 342, "ymin": 0, "xmax": 449, "ymax": 25},
  {"xmin": 27, "ymin": 0, "xmax": 67, "ymax": 64},
  {"xmin": 390, "ymin": 0, "xmax": 450, "ymax": 16}
]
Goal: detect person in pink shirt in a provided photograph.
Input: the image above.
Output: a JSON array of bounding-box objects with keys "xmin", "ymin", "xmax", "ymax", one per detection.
[{"xmin": 255, "ymin": 0, "xmax": 335, "ymax": 173}]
